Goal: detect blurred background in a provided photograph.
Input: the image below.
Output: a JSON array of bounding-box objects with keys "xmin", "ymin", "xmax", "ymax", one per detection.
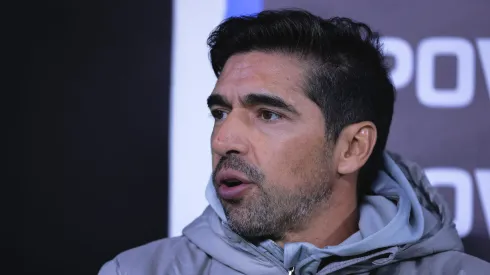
[{"xmin": 19, "ymin": 0, "xmax": 489, "ymax": 274}]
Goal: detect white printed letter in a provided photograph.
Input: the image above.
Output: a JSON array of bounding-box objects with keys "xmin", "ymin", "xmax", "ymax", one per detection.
[
  {"xmin": 381, "ymin": 37, "xmax": 413, "ymax": 89},
  {"xmin": 475, "ymin": 169, "xmax": 490, "ymax": 238},
  {"xmin": 417, "ymin": 37, "xmax": 475, "ymax": 108},
  {"xmin": 476, "ymin": 38, "xmax": 490, "ymax": 99}
]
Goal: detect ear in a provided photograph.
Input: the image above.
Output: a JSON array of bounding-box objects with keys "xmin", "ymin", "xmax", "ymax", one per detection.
[{"xmin": 336, "ymin": 122, "xmax": 377, "ymax": 175}]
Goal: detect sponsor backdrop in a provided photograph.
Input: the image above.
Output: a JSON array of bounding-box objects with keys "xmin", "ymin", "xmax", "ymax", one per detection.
[{"xmin": 170, "ymin": 0, "xmax": 489, "ymax": 261}]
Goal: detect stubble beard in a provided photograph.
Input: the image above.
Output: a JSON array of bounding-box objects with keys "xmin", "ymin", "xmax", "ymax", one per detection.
[{"xmin": 214, "ymin": 151, "xmax": 333, "ymax": 240}]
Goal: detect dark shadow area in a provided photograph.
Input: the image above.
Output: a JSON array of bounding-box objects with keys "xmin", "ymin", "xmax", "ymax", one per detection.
[
  {"xmin": 463, "ymin": 236, "xmax": 490, "ymax": 263},
  {"xmin": 20, "ymin": 0, "xmax": 172, "ymax": 274}
]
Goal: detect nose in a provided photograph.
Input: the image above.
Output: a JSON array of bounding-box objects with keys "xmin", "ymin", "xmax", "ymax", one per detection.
[{"xmin": 211, "ymin": 112, "xmax": 249, "ymax": 157}]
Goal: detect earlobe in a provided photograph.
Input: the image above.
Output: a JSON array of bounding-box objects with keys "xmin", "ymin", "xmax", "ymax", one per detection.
[{"xmin": 337, "ymin": 122, "xmax": 377, "ymax": 175}]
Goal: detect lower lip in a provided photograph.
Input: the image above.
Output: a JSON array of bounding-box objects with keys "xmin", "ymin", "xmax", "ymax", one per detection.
[{"xmin": 218, "ymin": 183, "xmax": 253, "ymax": 200}]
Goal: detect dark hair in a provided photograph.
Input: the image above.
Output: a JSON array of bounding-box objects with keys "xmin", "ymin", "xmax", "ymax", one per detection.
[{"xmin": 207, "ymin": 9, "xmax": 395, "ymax": 196}]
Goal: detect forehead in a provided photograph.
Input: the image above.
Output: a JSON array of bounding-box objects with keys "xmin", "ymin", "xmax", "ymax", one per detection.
[{"xmin": 214, "ymin": 51, "xmax": 308, "ymax": 98}]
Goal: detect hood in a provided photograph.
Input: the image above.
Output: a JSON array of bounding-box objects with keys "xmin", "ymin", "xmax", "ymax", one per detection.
[{"xmin": 182, "ymin": 151, "xmax": 464, "ymax": 274}]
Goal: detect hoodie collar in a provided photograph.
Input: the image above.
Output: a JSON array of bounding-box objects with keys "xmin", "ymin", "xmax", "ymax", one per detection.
[
  {"xmin": 205, "ymin": 178, "xmax": 227, "ymax": 221},
  {"xmin": 198, "ymin": 151, "xmax": 460, "ymax": 273}
]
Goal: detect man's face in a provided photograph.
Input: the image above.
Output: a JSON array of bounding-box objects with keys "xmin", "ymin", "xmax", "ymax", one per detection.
[{"xmin": 208, "ymin": 51, "xmax": 334, "ymax": 239}]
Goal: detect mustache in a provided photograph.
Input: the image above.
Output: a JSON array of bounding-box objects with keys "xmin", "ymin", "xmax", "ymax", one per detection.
[{"xmin": 212, "ymin": 154, "xmax": 265, "ymax": 185}]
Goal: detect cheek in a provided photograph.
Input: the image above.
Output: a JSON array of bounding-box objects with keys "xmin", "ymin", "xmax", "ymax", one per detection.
[
  {"xmin": 255, "ymin": 122, "xmax": 293, "ymax": 137},
  {"xmin": 263, "ymin": 136, "xmax": 327, "ymax": 187},
  {"xmin": 211, "ymin": 153, "xmax": 220, "ymax": 169}
]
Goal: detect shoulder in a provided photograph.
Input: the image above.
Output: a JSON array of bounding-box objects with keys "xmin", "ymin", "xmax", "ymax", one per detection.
[
  {"xmin": 392, "ymin": 251, "xmax": 490, "ymax": 275},
  {"xmin": 114, "ymin": 236, "xmax": 187, "ymax": 271},
  {"xmin": 98, "ymin": 236, "xmax": 208, "ymax": 275},
  {"xmin": 432, "ymin": 251, "xmax": 490, "ymax": 274}
]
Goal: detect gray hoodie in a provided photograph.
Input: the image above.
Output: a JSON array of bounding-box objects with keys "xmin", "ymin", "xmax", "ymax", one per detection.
[{"xmin": 98, "ymin": 152, "xmax": 490, "ymax": 274}]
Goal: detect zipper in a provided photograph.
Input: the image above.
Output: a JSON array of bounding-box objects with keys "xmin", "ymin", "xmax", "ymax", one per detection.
[
  {"xmin": 240, "ymin": 239, "xmax": 287, "ymax": 272},
  {"xmin": 222, "ymin": 224, "xmax": 288, "ymax": 273}
]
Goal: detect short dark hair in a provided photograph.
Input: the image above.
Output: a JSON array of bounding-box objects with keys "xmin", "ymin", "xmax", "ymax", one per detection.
[{"xmin": 207, "ymin": 9, "xmax": 395, "ymax": 195}]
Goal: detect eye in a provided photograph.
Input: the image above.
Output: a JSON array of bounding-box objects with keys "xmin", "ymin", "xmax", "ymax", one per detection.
[
  {"xmin": 210, "ymin": 109, "xmax": 228, "ymax": 122},
  {"xmin": 259, "ymin": 110, "xmax": 282, "ymax": 122}
]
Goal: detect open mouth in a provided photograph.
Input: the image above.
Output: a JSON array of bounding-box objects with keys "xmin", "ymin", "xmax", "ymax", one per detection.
[
  {"xmin": 221, "ymin": 179, "xmax": 243, "ymax": 187},
  {"xmin": 215, "ymin": 169, "xmax": 254, "ymax": 200}
]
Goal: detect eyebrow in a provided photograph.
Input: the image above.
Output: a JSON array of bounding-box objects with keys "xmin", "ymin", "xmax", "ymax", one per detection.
[
  {"xmin": 207, "ymin": 94, "xmax": 232, "ymax": 109},
  {"xmin": 207, "ymin": 93, "xmax": 300, "ymax": 115}
]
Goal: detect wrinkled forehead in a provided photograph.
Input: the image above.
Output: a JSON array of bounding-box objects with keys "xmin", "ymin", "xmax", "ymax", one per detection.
[{"xmin": 214, "ymin": 51, "xmax": 308, "ymax": 98}]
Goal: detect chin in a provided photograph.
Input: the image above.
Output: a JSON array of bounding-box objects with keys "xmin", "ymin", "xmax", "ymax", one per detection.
[{"xmin": 220, "ymin": 200, "xmax": 239, "ymax": 211}]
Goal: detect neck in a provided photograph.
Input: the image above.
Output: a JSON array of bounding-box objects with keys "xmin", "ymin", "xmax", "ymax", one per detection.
[{"xmin": 276, "ymin": 177, "xmax": 359, "ymax": 248}]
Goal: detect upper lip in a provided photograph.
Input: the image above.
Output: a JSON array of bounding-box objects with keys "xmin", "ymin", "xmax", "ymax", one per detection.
[{"xmin": 215, "ymin": 169, "xmax": 253, "ymax": 185}]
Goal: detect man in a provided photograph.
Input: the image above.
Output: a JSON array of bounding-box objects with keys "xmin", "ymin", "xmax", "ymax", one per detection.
[{"xmin": 99, "ymin": 9, "xmax": 490, "ymax": 274}]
